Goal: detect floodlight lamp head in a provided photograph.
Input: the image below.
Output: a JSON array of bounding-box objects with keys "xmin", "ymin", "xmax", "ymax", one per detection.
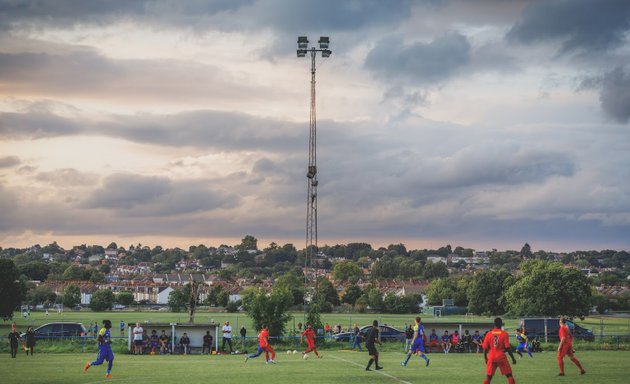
[
  {"xmin": 297, "ymin": 49, "xmax": 307, "ymax": 58},
  {"xmin": 318, "ymin": 37, "xmax": 329, "ymax": 49},
  {"xmin": 298, "ymin": 36, "xmax": 309, "ymax": 49},
  {"xmin": 321, "ymin": 49, "xmax": 332, "ymax": 58}
]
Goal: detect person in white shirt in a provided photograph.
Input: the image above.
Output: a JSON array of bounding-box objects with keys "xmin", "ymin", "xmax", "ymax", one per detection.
[
  {"xmin": 132, "ymin": 322, "xmax": 144, "ymax": 355},
  {"xmin": 222, "ymin": 321, "xmax": 233, "ymax": 353}
]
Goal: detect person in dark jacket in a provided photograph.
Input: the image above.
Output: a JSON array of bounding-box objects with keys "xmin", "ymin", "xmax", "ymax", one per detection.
[
  {"xmin": 365, "ymin": 320, "xmax": 382, "ymax": 371},
  {"xmin": 8, "ymin": 323, "xmax": 20, "ymax": 358},
  {"xmin": 25, "ymin": 326, "xmax": 36, "ymax": 356}
]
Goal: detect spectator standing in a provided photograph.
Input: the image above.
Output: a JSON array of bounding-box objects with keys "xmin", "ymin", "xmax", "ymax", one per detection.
[
  {"xmin": 202, "ymin": 331, "xmax": 213, "ymax": 355},
  {"xmin": 25, "ymin": 326, "xmax": 36, "ymax": 356},
  {"xmin": 132, "ymin": 322, "xmax": 144, "ymax": 355},
  {"xmin": 240, "ymin": 326, "xmax": 247, "ymax": 350},
  {"xmin": 8, "ymin": 323, "xmax": 20, "ymax": 358},
  {"xmin": 93, "ymin": 322, "xmax": 98, "ymax": 338},
  {"xmin": 119, "ymin": 321, "xmax": 125, "ymax": 337},
  {"xmin": 222, "ymin": 321, "xmax": 233, "ymax": 353},
  {"xmin": 324, "ymin": 323, "xmax": 331, "ymax": 339},
  {"xmin": 351, "ymin": 324, "xmax": 362, "ymax": 351}
]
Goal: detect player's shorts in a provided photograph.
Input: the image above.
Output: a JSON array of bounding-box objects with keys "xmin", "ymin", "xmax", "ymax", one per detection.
[
  {"xmin": 516, "ymin": 342, "xmax": 526, "ymax": 351},
  {"xmin": 134, "ymin": 340, "xmax": 143, "ymax": 346},
  {"xmin": 306, "ymin": 342, "xmax": 316, "ymax": 350},
  {"xmin": 486, "ymin": 355, "xmax": 512, "ymax": 376},
  {"xmin": 366, "ymin": 344, "xmax": 377, "ymax": 355},
  {"xmin": 411, "ymin": 338, "xmax": 425, "ymax": 353},
  {"xmin": 557, "ymin": 344, "xmax": 574, "ymax": 358}
]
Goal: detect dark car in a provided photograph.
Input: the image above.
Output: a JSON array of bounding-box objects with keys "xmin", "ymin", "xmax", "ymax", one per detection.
[
  {"xmin": 520, "ymin": 317, "xmax": 594, "ymax": 342},
  {"xmin": 22, "ymin": 322, "xmax": 86, "ymax": 339},
  {"xmin": 333, "ymin": 325, "xmax": 405, "ymax": 342}
]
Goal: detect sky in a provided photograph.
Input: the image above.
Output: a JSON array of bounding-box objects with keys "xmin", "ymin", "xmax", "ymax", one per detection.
[{"xmin": 0, "ymin": 0, "xmax": 629, "ymax": 253}]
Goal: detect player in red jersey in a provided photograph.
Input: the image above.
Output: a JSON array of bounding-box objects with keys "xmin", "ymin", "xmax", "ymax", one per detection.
[
  {"xmin": 301, "ymin": 324, "xmax": 321, "ymax": 358},
  {"xmin": 557, "ymin": 317, "xmax": 585, "ymax": 376},
  {"xmin": 482, "ymin": 317, "xmax": 517, "ymax": 384},
  {"xmin": 260, "ymin": 325, "xmax": 276, "ymax": 363}
]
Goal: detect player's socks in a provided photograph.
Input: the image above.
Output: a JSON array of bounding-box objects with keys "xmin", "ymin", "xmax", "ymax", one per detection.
[
  {"xmin": 402, "ymin": 354, "xmax": 411, "ymax": 365},
  {"xmin": 366, "ymin": 358, "xmax": 374, "ymax": 370},
  {"xmin": 83, "ymin": 362, "xmax": 91, "ymax": 372},
  {"xmin": 507, "ymin": 377, "xmax": 515, "ymax": 384},
  {"xmin": 528, "ymin": 351, "xmax": 533, "ymax": 358}
]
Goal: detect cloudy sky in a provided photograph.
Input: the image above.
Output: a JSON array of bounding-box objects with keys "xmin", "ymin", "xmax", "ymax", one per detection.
[{"xmin": 1, "ymin": 0, "xmax": 629, "ymax": 252}]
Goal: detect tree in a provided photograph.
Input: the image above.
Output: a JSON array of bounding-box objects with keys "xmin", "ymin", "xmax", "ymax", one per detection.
[
  {"xmin": 0, "ymin": 259, "xmax": 24, "ymax": 318},
  {"xmin": 62, "ymin": 265, "xmax": 87, "ymax": 280},
  {"xmin": 504, "ymin": 260, "xmax": 592, "ymax": 317},
  {"xmin": 364, "ymin": 287, "xmax": 384, "ymax": 311},
  {"xmin": 467, "ymin": 269, "xmax": 513, "ymax": 315},
  {"xmin": 168, "ymin": 287, "xmax": 188, "ymax": 312},
  {"xmin": 426, "ymin": 277, "xmax": 469, "ymax": 306},
  {"xmin": 27, "ymin": 284, "xmax": 57, "ymax": 306},
  {"xmin": 18, "ymin": 262, "xmax": 50, "ymax": 281},
  {"xmin": 238, "ymin": 235, "xmax": 258, "ymax": 251},
  {"xmin": 423, "ymin": 261, "xmax": 449, "ymax": 279},
  {"xmin": 315, "ymin": 277, "xmax": 339, "ymax": 309},
  {"xmin": 332, "ymin": 260, "xmax": 363, "ymax": 283},
  {"xmin": 242, "ymin": 287, "xmax": 293, "ymax": 336},
  {"xmin": 62, "ymin": 284, "xmax": 81, "ymax": 308},
  {"xmin": 116, "ymin": 291, "xmax": 135, "ymax": 306},
  {"xmin": 342, "ymin": 284, "xmax": 362, "ymax": 306},
  {"xmin": 521, "ymin": 243, "xmax": 533, "ymax": 258},
  {"xmin": 89, "ymin": 289, "xmax": 114, "ymax": 311},
  {"xmin": 274, "ymin": 272, "xmax": 305, "ymax": 306}
]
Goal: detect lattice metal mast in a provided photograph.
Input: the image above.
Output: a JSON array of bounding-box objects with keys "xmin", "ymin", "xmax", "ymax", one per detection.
[{"xmin": 297, "ymin": 36, "xmax": 331, "ymax": 302}]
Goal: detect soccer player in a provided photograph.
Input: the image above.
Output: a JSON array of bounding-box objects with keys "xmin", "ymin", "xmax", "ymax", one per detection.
[
  {"xmin": 149, "ymin": 330, "xmax": 159, "ymax": 354},
  {"xmin": 245, "ymin": 325, "xmax": 275, "ymax": 363},
  {"xmin": 365, "ymin": 320, "xmax": 382, "ymax": 371},
  {"xmin": 482, "ymin": 317, "xmax": 517, "ymax": 384},
  {"xmin": 557, "ymin": 317, "xmax": 585, "ymax": 376},
  {"xmin": 514, "ymin": 329, "xmax": 533, "ymax": 359},
  {"xmin": 159, "ymin": 330, "xmax": 169, "ymax": 354},
  {"xmin": 301, "ymin": 324, "xmax": 321, "ymax": 358},
  {"xmin": 402, "ymin": 317, "xmax": 430, "ymax": 367},
  {"xmin": 84, "ymin": 319, "xmax": 114, "ymax": 379}
]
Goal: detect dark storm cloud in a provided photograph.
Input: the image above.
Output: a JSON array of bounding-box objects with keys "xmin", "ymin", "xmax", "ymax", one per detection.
[
  {"xmin": 506, "ymin": 0, "xmax": 630, "ymax": 54},
  {"xmin": 364, "ymin": 33, "xmax": 471, "ymax": 85},
  {"xmin": 0, "ymin": 108, "xmax": 303, "ymax": 151},
  {"xmin": 0, "ymin": 0, "xmax": 253, "ymax": 30},
  {"xmin": 0, "ymin": 155, "xmax": 20, "ymax": 168},
  {"xmin": 35, "ymin": 168, "xmax": 99, "ymax": 187},
  {"xmin": 82, "ymin": 173, "xmax": 239, "ymax": 216},
  {"xmin": 599, "ymin": 67, "xmax": 630, "ymax": 124},
  {"xmin": 0, "ymin": 110, "xmax": 82, "ymax": 139}
]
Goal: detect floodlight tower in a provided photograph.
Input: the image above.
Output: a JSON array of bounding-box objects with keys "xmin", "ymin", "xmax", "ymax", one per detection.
[{"xmin": 297, "ymin": 36, "xmax": 331, "ymax": 304}]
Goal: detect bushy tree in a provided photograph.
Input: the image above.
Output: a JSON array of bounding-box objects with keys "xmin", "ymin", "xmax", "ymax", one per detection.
[
  {"xmin": 62, "ymin": 284, "xmax": 81, "ymax": 308},
  {"xmin": 168, "ymin": 287, "xmax": 188, "ymax": 312},
  {"xmin": 89, "ymin": 289, "xmax": 114, "ymax": 311},
  {"xmin": 426, "ymin": 277, "xmax": 469, "ymax": 306},
  {"xmin": 0, "ymin": 259, "xmax": 24, "ymax": 318},
  {"xmin": 242, "ymin": 287, "xmax": 293, "ymax": 336},
  {"xmin": 27, "ymin": 284, "xmax": 57, "ymax": 306},
  {"xmin": 467, "ymin": 269, "xmax": 513, "ymax": 315},
  {"xmin": 342, "ymin": 284, "xmax": 362, "ymax": 306},
  {"xmin": 332, "ymin": 260, "xmax": 363, "ymax": 282},
  {"xmin": 505, "ymin": 260, "xmax": 592, "ymax": 317},
  {"xmin": 315, "ymin": 277, "xmax": 338, "ymax": 310},
  {"xmin": 274, "ymin": 272, "xmax": 305, "ymax": 306},
  {"xmin": 116, "ymin": 291, "xmax": 135, "ymax": 306}
]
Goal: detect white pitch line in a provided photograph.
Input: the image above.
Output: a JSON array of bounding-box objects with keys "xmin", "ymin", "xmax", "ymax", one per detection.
[{"xmin": 329, "ymin": 354, "xmax": 413, "ymax": 384}]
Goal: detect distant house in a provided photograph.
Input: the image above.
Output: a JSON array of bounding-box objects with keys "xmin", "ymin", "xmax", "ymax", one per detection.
[
  {"xmin": 427, "ymin": 255, "xmax": 446, "ymax": 264},
  {"xmin": 157, "ymin": 287, "xmax": 175, "ymax": 305}
]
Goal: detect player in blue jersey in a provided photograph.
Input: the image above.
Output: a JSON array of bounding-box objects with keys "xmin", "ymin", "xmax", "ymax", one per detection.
[
  {"xmin": 84, "ymin": 319, "xmax": 114, "ymax": 379},
  {"xmin": 514, "ymin": 328, "xmax": 533, "ymax": 359},
  {"xmin": 402, "ymin": 317, "xmax": 430, "ymax": 367}
]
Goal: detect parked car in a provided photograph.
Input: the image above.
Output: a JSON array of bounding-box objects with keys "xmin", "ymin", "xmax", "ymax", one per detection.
[
  {"xmin": 333, "ymin": 325, "xmax": 405, "ymax": 342},
  {"xmin": 520, "ymin": 317, "xmax": 594, "ymax": 342},
  {"xmin": 21, "ymin": 322, "xmax": 86, "ymax": 339}
]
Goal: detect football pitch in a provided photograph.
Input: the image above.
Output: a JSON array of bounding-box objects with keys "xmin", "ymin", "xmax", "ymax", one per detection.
[{"xmin": 1, "ymin": 350, "xmax": 627, "ymax": 384}]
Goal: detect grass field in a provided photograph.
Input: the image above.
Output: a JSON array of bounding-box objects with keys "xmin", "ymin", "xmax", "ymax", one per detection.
[{"xmin": 0, "ymin": 349, "xmax": 627, "ymax": 384}]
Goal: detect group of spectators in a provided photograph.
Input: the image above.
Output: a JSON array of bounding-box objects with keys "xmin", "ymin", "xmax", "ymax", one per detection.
[
  {"xmin": 130, "ymin": 322, "xmax": 195, "ymax": 355},
  {"xmin": 405, "ymin": 327, "xmax": 486, "ymax": 354}
]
